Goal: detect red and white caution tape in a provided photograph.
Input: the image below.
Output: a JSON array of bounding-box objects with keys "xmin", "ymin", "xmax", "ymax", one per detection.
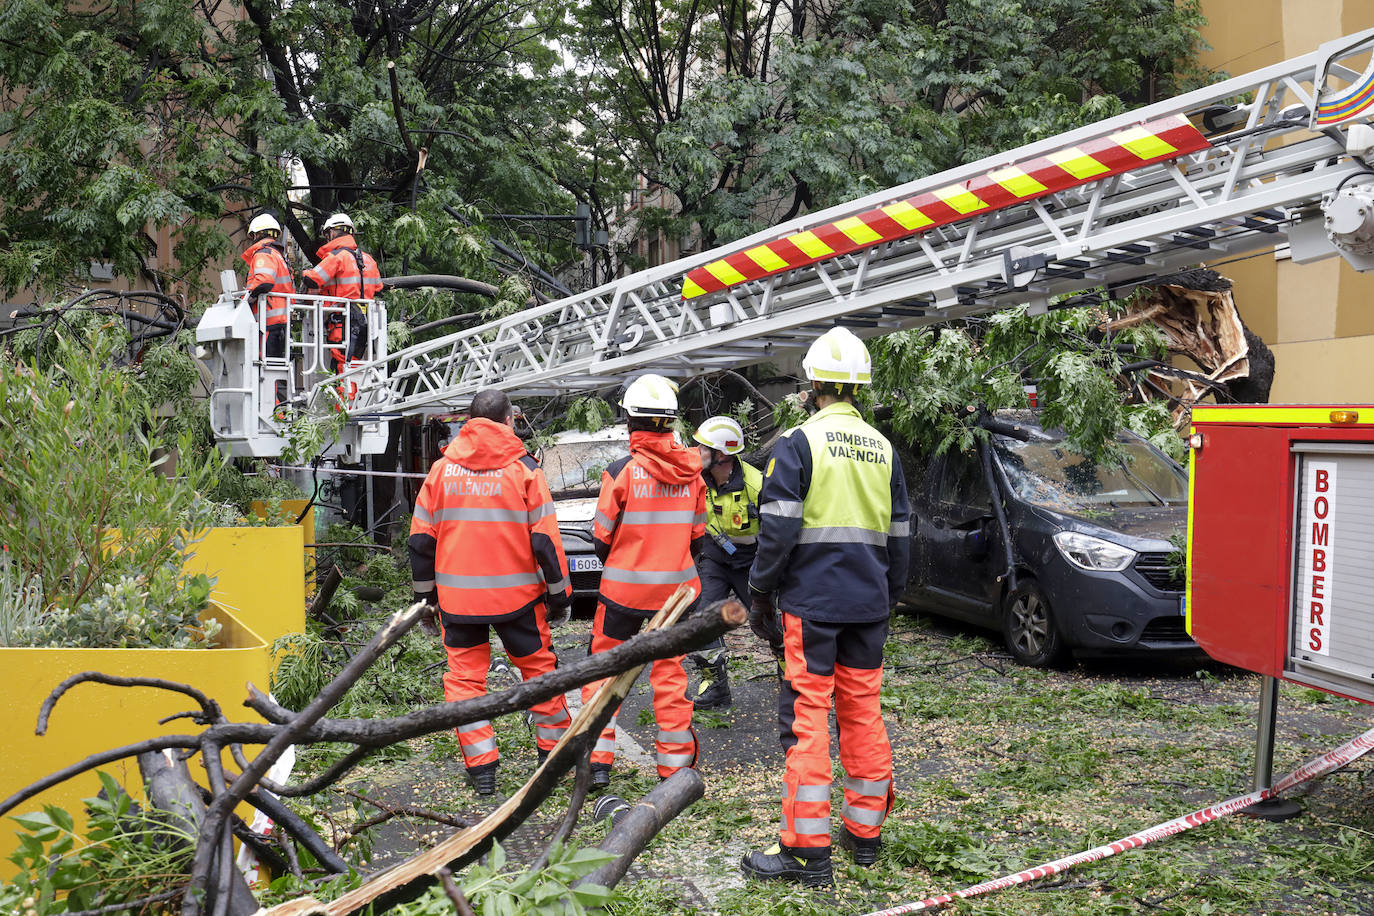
[{"xmin": 860, "ymin": 724, "xmax": 1374, "ymax": 916}]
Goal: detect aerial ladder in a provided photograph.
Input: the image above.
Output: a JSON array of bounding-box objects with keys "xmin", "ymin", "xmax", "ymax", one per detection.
[{"xmin": 198, "ymin": 27, "xmax": 1374, "ymax": 459}]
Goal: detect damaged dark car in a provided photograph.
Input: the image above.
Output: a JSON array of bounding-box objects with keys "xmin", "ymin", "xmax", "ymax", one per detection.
[{"xmin": 901, "ymin": 415, "xmax": 1199, "ymax": 666}]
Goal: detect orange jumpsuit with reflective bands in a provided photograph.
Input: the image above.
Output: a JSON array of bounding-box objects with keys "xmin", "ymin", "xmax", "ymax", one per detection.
[
  {"xmin": 409, "ymin": 418, "xmax": 573, "ymax": 773},
  {"xmin": 749, "ymin": 402, "xmax": 911, "ymax": 858},
  {"xmin": 302, "ymin": 234, "xmax": 382, "ymax": 375},
  {"xmin": 242, "ymin": 239, "xmax": 294, "ymax": 327},
  {"xmin": 581, "ymin": 430, "xmax": 707, "ymax": 778}
]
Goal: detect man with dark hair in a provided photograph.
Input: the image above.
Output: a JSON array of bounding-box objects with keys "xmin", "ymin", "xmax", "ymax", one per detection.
[
  {"xmin": 469, "ymin": 388, "xmax": 512, "ymax": 422},
  {"xmin": 408, "ymin": 388, "xmax": 572, "ymax": 796},
  {"xmin": 740, "ymin": 327, "xmax": 911, "ymax": 887}
]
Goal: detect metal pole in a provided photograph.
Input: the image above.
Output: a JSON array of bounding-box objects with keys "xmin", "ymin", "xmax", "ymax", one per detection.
[
  {"xmin": 1244, "ymin": 674, "xmax": 1301, "ymax": 820},
  {"xmin": 1253, "ymin": 674, "xmax": 1280, "ymax": 791},
  {"xmin": 365, "ymin": 454, "xmax": 376, "ymax": 538}
]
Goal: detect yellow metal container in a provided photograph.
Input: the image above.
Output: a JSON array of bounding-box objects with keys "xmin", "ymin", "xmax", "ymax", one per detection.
[
  {"xmin": 0, "ymin": 608, "xmax": 272, "ymax": 860},
  {"xmin": 183, "ymin": 524, "xmax": 306, "ymax": 644},
  {"xmin": 0, "ymin": 523, "xmax": 310, "ymax": 860}
]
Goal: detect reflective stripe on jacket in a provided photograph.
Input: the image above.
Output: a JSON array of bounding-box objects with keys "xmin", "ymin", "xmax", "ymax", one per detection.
[
  {"xmin": 704, "ymin": 458, "xmax": 762, "ymax": 543},
  {"xmin": 409, "ymin": 418, "xmax": 571, "ymax": 620},
  {"xmin": 302, "ymin": 234, "xmax": 383, "ymax": 300},
  {"xmin": 748, "ymin": 401, "xmax": 911, "ymax": 622},
  {"xmin": 593, "ymin": 431, "xmax": 707, "ymax": 616},
  {"xmin": 241, "ymin": 239, "xmax": 294, "ymax": 326}
]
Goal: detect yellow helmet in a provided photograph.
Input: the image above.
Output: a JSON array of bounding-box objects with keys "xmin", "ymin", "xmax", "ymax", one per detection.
[
  {"xmin": 803, "ymin": 326, "xmax": 871, "ymax": 385},
  {"xmin": 693, "ymin": 416, "xmax": 745, "ymax": 455},
  {"xmin": 621, "ymin": 374, "xmax": 679, "ymax": 418}
]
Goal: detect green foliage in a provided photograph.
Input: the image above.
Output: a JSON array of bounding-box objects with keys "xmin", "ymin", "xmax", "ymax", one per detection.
[
  {"xmin": 569, "ymin": 0, "xmax": 1210, "ymax": 249},
  {"xmin": 278, "ymin": 393, "xmax": 350, "ymax": 465},
  {"xmin": 885, "ymin": 819, "xmax": 1009, "ymax": 880},
  {"xmin": 0, "ymin": 331, "xmax": 225, "ymax": 647},
  {"xmin": 452, "ymin": 840, "xmax": 617, "ymax": 915},
  {"xmin": 0, "ymin": 549, "xmax": 44, "ymax": 647},
  {"xmin": 870, "ymin": 303, "xmax": 1180, "ymax": 462},
  {"xmin": 565, "ymin": 396, "xmax": 616, "ymax": 434},
  {"xmin": 3, "ymin": 771, "xmax": 195, "ymax": 914},
  {"xmin": 271, "ymin": 630, "xmax": 332, "ymax": 711},
  {"xmin": 771, "ymin": 393, "xmax": 810, "ymax": 433}
]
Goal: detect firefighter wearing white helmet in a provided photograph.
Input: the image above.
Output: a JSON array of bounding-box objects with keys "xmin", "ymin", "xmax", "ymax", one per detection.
[
  {"xmin": 583, "ymin": 372, "xmax": 707, "ymax": 789},
  {"xmin": 241, "ymin": 211, "xmax": 294, "ymax": 361},
  {"xmin": 740, "ymin": 326, "xmax": 911, "ymax": 886},
  {"xmin": 620, "ymin": 372, "xmax": 679, "ymax": 418},
  {"xmin": 302, "ymin": 211, "xmax": 382, "ymax": 381},
  {"xmin": 687, "ymin": 415, "xmax": 763, "ymax": 709}
]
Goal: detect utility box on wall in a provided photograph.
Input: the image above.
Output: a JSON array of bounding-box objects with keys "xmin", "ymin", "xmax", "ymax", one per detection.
[{"xmin": 1188, "ymin": 405, "xmax": 1374, "ymax": 705}]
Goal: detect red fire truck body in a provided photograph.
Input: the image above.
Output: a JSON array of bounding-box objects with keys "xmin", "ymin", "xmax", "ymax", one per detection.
[{"xmin": 1188, "ymin": 405, "xmax": 1374, "ymax": 706}]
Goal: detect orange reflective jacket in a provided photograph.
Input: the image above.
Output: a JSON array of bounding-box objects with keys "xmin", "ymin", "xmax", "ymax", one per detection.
[
  {"xmin": 593, "ymin": 431, "xmax": 707, "ymax": 616},
  {"xmin": 409, "ymin": 418, "xmax": 571, "ymax": 620},
  {"xmin": 302, "ymin": 235, "xmax": 382, "ymax": 300},
  {"xmin": 241, "ymin": 239, "xmax": 294, "ymax": 327}
]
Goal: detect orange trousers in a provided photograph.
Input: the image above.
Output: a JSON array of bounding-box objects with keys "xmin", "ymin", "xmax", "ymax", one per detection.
[
  {"xmin": 778, "ymin": 611, "xmax": 894, "ymax": 857},
  {"xmin": 441, "ymin": 605, "xmax": 570, "ymax": 771},
  {"xmin": 581, "ymin": 603, "xmax": 698, "ymax": 779}
]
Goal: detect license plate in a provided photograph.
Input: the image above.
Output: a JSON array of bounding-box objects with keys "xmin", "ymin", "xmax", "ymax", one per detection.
[
  {"xmin": 1180, "ymin": 595, "xmax": 1187, "ymax": 617},
  {"xmin": 570, "ymin": 555, "xmax": 603, "ymax": 572}
]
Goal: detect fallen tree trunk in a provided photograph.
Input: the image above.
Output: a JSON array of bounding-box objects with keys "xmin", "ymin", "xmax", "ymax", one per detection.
[
  {"xmin": 575, "ymin": 767, "xmax": 706, "ymax": 891},
  {"xmin": 138, "ymin": 751, "xmax": 257, "ymax": 916}
]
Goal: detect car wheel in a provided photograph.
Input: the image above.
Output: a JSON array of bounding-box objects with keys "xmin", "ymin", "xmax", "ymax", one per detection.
[{"xmin": 1001, "ymin": 578, "xmax": 1068, "ymax": 668}]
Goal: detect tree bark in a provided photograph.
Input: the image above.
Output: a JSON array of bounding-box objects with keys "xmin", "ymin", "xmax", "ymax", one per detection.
[
  {"xmin": 574, "ymin": 767, "xmax": 706, "ymax": 890},
  {"xmin": 138, "ymin": 751, "xmax": 258, "ymax": 916}
]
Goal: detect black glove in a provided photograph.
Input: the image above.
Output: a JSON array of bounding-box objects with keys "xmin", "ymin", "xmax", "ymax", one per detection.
[{"xmin": 748, "ymin": 592, "xmax": 783, "ymax": 653}]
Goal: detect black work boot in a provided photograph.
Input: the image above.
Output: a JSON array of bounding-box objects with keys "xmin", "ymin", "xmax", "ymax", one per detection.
[
  {"xmin": 693, "ymin": 656, "xmax": 733, "ymax": 709},
  {"xmin": 467, "ymin": 763, "xmax": 498, "ymax": 797},
  {"xmin": 740, "ymin": 843, "xmax": 833, "ymax": 887},
  {"xmin": 838, "ymin": 826, "xmax": 882, "ymax": 866},
  {"xmin": 590, "ymin": 763, "xmax": 612, "ymax": 791}
]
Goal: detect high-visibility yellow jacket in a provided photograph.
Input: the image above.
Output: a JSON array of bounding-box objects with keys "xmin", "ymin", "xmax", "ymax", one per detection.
[{"xmin": 748, "ymin": 401, "xmax": 911, "ymax": 622}]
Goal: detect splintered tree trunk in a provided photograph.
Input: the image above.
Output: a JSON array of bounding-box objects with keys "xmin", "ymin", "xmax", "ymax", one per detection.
[
  {"xmin": 574, "ymin": 767, "xmax": 706, "ymax": 890},
  {"xmin": 138, "ymin": 750, "xmax": 258, "ymax": 916}
]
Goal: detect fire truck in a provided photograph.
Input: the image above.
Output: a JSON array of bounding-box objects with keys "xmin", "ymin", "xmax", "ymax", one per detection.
[
  {"xmin": 199, "ymin": 26, "xmax": 1374, "ymax": 462},
  {"xmin": 198, "ymin": 27, "xmax": 1374, "ymax": 796}
]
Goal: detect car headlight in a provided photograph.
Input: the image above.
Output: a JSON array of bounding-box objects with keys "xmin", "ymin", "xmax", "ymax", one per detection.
[{"xmin": 1052, "ymin": 531, "xmax": 1135, "ymax": 571}]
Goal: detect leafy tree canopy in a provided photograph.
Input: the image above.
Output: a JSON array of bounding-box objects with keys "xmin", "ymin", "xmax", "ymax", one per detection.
[{"xmin": 0, "ymin": 0, "xmax": 616, "ymax": 305}]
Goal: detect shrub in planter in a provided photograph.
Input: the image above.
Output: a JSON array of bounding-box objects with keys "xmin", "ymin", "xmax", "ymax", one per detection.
[{"xmin": 0, "ymin": 326, "xmax": 223, "ymax": 648}]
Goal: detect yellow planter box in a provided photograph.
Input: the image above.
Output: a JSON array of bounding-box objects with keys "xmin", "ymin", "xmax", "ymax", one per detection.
[
  {"xmin": 1, "ymin": 521, "xmax": 311, "ymax": 861},
  {"xmin": 0, "ymin": 608, "xmax": 272, "ymax": 861},
  {"xmin": 183, "ymin": 524, "xmax": 306, "ymax": 644}
]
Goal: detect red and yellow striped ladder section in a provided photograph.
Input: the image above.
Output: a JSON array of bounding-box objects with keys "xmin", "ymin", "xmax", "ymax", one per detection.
[{"xmin": 680, "ymin": 113, "xmax": 1211, "ymax": 301}]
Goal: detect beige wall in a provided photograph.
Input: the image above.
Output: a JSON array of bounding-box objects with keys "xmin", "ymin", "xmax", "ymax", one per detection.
[{"xmin": 1198, "ymin": 0, "xmax": 1374, "ymax": 402}]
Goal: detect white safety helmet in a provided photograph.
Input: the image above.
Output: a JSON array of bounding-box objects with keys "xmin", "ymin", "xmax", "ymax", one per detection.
[
  {"xmin": 248, "ymin": 213, "xmax": 281, "ymax": 236},
  {"xmin": 693, "ymin": 416, "xmax": 745, "ymax": 455},
  {"xmin": 621, "ymin": 374, "xmax": 679, "ymax": 418},
  {"xmin": 323, "ymin": 213, "xmax": 355, "ymax": 232},
  {"xmin": 802, "ymin": 326, "xmax": 872, "ymax": 385}
]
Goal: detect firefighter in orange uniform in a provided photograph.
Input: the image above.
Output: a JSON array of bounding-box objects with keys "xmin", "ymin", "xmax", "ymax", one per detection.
[
  {"xmin": 242, "ymin": 213, "xmax": 294, "ymax": 359},
  {"xmin": 740, "ymin": 327, "xmax": 911, "ymax": 886},
  {"xmin": 409, "ymin": 388, "xmax": 574, "ymax": 797},
  {"xmin": 301, "ymin": 212, "xmax": 383, "ymax": 378},
  {"xmin": 581, "ymin": 374, "xmax": 707, "ymax": 789}
]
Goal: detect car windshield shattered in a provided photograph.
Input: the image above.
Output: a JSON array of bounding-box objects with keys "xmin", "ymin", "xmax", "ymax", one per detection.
[
  {"xmin": 540, "ymin": 440, "xmax": 627, "ymax": 492},
  {"xmin": 993, "ymin": 435, "xmax": 1187, "ymax": 511}
]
